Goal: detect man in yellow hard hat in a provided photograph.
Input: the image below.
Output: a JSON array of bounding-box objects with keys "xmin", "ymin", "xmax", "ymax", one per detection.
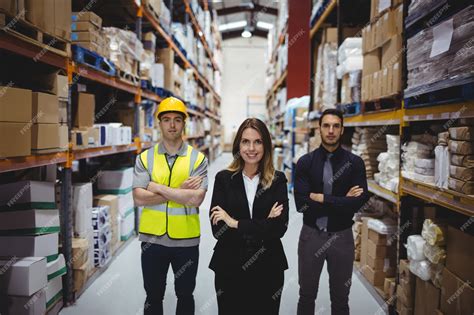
[{"xmin": 132, "ymin": 96, "xmax": 208, "ymax": 315}]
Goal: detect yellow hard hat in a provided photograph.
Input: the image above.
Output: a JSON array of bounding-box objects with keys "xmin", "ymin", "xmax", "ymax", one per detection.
[{"xmin": 156, "ymin": 97, "xmax": 188, "ymax": 119}]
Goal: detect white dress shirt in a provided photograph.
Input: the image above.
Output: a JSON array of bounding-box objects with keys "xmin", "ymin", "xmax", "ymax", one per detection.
[{"xmin": 242, "ymin": 172, "xmax": 260, "ymax": 219}]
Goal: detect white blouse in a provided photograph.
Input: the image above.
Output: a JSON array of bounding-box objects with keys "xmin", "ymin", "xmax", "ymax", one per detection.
[{"xmin": 242, "ymin": 172, "xmax": 260, "ymax": 219}]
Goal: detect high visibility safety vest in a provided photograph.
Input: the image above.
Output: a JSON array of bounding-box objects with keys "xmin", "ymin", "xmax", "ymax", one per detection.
[{"xmin": 138, "ymin": 144, "xmax": 205, "ymax": 239}]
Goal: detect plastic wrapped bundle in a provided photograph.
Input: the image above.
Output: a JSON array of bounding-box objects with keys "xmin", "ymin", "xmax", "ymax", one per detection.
[
  {"xmin": 408, "ymin": 0, "xmax": 439, "ymax": 18},
  {"xmin": 423, "ymin": 243, "xmax": 446, "ymax": 265},
  {"xmin": 407, "ymin": 235, "xmax": 426, "ymax": 261},
  {"xmin": 435, "ymin": 145, "xmax": 450, "ymax": 188},
  {"xmin": 367, "ymin": 218, "xmax": 397, "ymax": 235},
  {"xmin": 322, "ymin": 43, "xmax": 338, "ymax": 110},
  {"xmin": 406, "ymin": 6, "xmax": 474, "ymax": 95},
  {"xmin": 409, "ymin": 259, "xmax": 432, "ymax": 281},
  {"xmin": 438, "ymin": 132, "xmax": 449, "ymax": 146},
  {"xmin": 337, "ymin": 38, "xmax": 363, "ymax": 78},
  {"xmin": 421, "ymin": 219, "xmax": 447, "ymax": 246}
]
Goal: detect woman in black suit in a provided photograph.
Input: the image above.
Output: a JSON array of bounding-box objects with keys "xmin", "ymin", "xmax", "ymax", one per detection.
[{"xmin": 209, "ymin": 118, "xmax": 289, "ymax": 315}]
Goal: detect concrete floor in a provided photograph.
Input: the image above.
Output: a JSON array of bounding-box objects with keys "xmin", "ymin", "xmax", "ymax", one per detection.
[{"xmin": 60, "ymin": 153, "xmax": 383, "ymax": 315}]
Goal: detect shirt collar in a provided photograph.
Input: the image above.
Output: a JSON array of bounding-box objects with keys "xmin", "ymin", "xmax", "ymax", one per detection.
[
  {"xmin": 320, "ymin": 144, "xmax": 343, "ymax": 160},
  {"xmin": 158, "ymin": 141, "xmax": 188, "ymax": 157},
  {"xmin": 242, "ymin": 172, "xmax": 260, "ymax": 182}
]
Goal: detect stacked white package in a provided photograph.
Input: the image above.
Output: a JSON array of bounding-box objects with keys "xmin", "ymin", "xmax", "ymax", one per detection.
[
  {"xmin": 435, "ymin": 132, "xmax": 450, "ymax": 188},
  {"xmin": 337, "ymin": 38, "xmax": 363, "ymax": 78},
  {"xmin": 352, "ymin": 127, "xmax": 388, "ymax": 179},
  {"xmin": 374, "ymin": 135, "xmax": 400, "ymax": 192},
  {"xmin": 402, "ymin": 135, "xmax": 437, "ymax": 183}
]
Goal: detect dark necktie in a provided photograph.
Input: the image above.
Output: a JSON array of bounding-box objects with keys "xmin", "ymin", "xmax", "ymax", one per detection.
[{"xmin": 316, "ymin": 153, "xmax": 333, "ymax": 231}]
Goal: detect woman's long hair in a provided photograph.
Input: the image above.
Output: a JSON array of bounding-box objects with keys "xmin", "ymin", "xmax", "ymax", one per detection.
[{"xmin": 228, "ymin": 118, "xmax": 275, "ymax": 189}]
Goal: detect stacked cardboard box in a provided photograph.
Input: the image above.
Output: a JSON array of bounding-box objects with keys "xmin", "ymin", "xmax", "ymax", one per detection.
[
  {"xmin": 448, "ymin": 122, "xmax": 474, "ymax": 195},
  {"xmin": 24, "ymin": 0, "xmax": 72, "ymax": 40},
  {"xmin": 402, "ymin": 134, "xmax": 438, "ymax": 185},
  {"xmin": 352, "ymin": 221, "xmax": 362, "ymax": 261},
  {"xmin": 31, "ymin": 92, "xmax": 60, "ymax": 154},
  {"xmin": 441, "ymin": 226, "xmax": 474, "ymax": 314},
  {"xmin": 72, "ymin": 237, "xmax": 90, "ymax": 293},
  {"xmin": 97, "ymin": 168, "xmax": 135, "ymax": 244},
  {"xmin": 0, "ymin": 181, "xmax": 62, "ymax": 313},
  {"xmin": 71, "ymin": 11, "xmax": 106, "ymax": 56},
  {"xmin": 156, "ymin": 47, "xmax": 175, "ymax": 92},
  {"xmin": 361, "ymin": 1, "xmax": 403, "ymax": 101},
  {"xmin": 0, "ymin": 86, "xmax": 32, "ymax": 158},
  {"xmin": 397, "ymin": 259, "xmax": 415, "ymax": 315},
  {"xmin": 363, "ymin": 226, "xmax": 396, "ymax": 287}
]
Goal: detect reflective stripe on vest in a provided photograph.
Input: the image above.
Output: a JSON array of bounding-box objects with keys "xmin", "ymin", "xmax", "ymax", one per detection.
[{"xmin": 138, "ymin": 144, "xmax": 205, "ymax": 239}]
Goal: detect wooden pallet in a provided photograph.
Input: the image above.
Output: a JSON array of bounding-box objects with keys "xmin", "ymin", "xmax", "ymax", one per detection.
[
  {"xmin": 72, "ymin": 44, "xmax": 116, "ymax": 76},
  {"xmin": 117, "ymin": 69, "xmax": 140, "ymax": 86},
  {"xmin": 0, "ymin": 10, "xmax": 70, "ymax": 57},
  {"xmin": 362, "ymin": 95, "xmax": 401, "ymax": 113}
]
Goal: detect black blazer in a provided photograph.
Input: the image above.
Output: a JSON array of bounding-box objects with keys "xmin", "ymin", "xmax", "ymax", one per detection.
[{"xmin": 209, "ymin": 169, "xmax": 289, "ymax": 274}]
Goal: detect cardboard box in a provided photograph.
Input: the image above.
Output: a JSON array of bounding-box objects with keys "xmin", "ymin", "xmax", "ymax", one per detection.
[
  {"xmin": 371, "ymin": 71, "xmax": 380, "ymax": 100},
  {"xmin": 46, "ymin": 253, "xmax": 66, "ymax": 280},
  {"xmin": 367, "ymin": 238, "xmax": 396, "ymax": 258},
  {"xmin": 0, "ymin": 257, "xmax": 47, "ymax": 296},
  {"xmin": 25, "ymin": 0, "xmax": 55, "ymax": 34},
  {"xmin": 72, "ymin": 11, "xmax": 102, "ymax": 28},
  {"xmin": 384, "ymin": 277, "xmax": 396, "ymax": 297},
  {"xmin": 415, "ymin": 277, "xmax": 441, "ymax": 315},
  {"xmin": 97, "ymin": 168, "xmax": 134, "ymax": 194},
  {"xmin": 72, "ymin": 238, "xmax": 89, "ymax": 269},
  {"xmin": 0, "ymin": 233, "xmax": 58, "ymax": 258},
  {"xmin": 392, "ymin": 62, "xmax": 402, "ymax": 94},
  {"xmin": 0, "ymin": 181, "xmax": 55, "ymax": 210},
  {"xmin": 5, "ymin": 290, "xmax": 46, "ymax": 315},
  {"xmin": 0, "ymin": 86, "xmax": 32, "ymax": 123},
  {"xmin": 54, "ymin": 0, "xmax": 71, "ymax": 39},
  {"xmin": 398, "ymin": 280, "xmax": 415, "ymax": 307},
  {"xmin": 363, "ymin": 265, "xmax": 386, "ymax": 286},
  {"xmin": 58, "ymin": 124, "xmax": 68, "ymax": 150},
  {"xmin": 374, "ymin": 19, "xmax": 383, "ymax": 48},
  {"xmin": 381, "ymin": 10, "xmax": 396, "ymax": 44},
  {"xmin": 32, "ymin": 92, "xmax": 58, "ymax": 124},
  {"xmin": 370, "ymin": 0, "xmax": 379, "ymax": 20},
  {"xmin": 73, "ymin": 261, "xmax": 88, "ymax": 292},
  {"xmin": 368, "ymin": 229, "xmax": 389, "ymax": 245},
  {"xmin": 0, "ymin": 122, "xmax": 31, "ymax": 158},
  {"xmin": 75, "ymin": 41, "xmax": 102, "ymax": 55},
  {"xmin": 362, "ymin": 49, "xmax": 381, "ymax": 77},
  {"xmin": 45, "ymin": 275, "xmax": 62, "ymax": 309},
  {"xmin": 0, "ymin": 209, "xmax": 59, "ymax": 235},
  {"xmin": 381, "ymin": 67, "xmax": 390, "ymax": 97},
  {"xmin": 394, "ymin": 4, "xmax": 403, "ymax": 35},
  {"xmin": 94, "ymin": 195, "xmax": 119, "ymax": 220},
  {"xmin": 71, "ymin": 21, "xmax": 97, "ymax": 32},
  {"xmin": 0, "ymin": 0, "xmax": 25, "ymax": 15},
  {"xmin": 59, "ymin": 101, "xmax": 67, "ymax": 124},
  {"xmin": 382, "ymin": 34, "xmax": 402, "ymax": 68},
  {"xmin": 440, "ymin": 267, "xmax": 474, "ymax": 315},
  {"xmin": 399, "ymin": 259, "xmax": 414, "ymax": 283},
  {"xmin": 71, "ymin": 30, "xmax": 102, "ymax": 44},
  {"xmin": 74, "ymin": 93, "xmax": 95, "ymax": 128},
  {"xmin": 446, "ymin": 226, "xmax": 474, "ymax": 284},
  {"xmin": 360, "ymin": 217, "xmax": 370, "ymax": 267},
  {"xmin": 31, "ymin": 123, "xmax": 59, "ymax": 152},
  {"xmin": 367, "ymin": 254, "xmax": 394, "ymax": 271},
  {"xmin": 55, "ymin": 75, "xmax": 69, "ymax": 101}
]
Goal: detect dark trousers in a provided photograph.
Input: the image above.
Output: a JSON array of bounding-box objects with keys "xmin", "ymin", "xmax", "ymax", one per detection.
[
  {"xmin": 214, "ymin": 269, "xmax": 284, "ymax": 315},
  {"xmin": 297, "ymin": 224, "xmax": 355, "ymax": 315},
  {"xmin": 141, "ymin": 243, "xmax": 199, "ymax": 315}
]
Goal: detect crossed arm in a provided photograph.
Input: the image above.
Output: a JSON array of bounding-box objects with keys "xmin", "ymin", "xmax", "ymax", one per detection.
[{"xmin": 133, "ymin": 176, "xmax": 206, "ymax": 207}]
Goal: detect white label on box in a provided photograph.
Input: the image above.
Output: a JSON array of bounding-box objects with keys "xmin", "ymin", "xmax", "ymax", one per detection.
[
  {"xmin": 379, "ymin": 0, "xmax": 391, "ymax": 13},
  {"xmin": 394, "ymin": 63, "xmax": 399, "ymax": 70},
  {"xmin": 430, "ymin": 18, "xmax": 454, "ymax": 58}
]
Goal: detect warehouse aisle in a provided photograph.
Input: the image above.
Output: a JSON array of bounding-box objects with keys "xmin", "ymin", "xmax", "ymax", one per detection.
[{"xmin": 61, "ymin": 153, "xmax": 381, "ymax": 315}]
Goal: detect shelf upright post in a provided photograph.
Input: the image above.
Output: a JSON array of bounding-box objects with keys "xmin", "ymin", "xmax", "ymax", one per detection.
[{"xmin": 62, "ymin": 60, "xmax": 75, "ymax": 305}]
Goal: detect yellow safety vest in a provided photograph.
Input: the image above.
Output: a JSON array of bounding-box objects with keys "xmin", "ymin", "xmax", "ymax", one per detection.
[{"xmin": 138, "ymin": 144, "xmax": 205, "ymax": 239}]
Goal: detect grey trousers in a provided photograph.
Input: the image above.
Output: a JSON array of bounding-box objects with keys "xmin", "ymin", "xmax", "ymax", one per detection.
[{"xmin": 297, "ymin": 224, "xmax": 355, "ymax": 315}]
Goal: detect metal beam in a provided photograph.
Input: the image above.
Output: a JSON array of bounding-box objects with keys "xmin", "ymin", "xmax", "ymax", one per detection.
[{"xmin": 217, "ymin": 4, "xmax": 277, "ymax": 16}]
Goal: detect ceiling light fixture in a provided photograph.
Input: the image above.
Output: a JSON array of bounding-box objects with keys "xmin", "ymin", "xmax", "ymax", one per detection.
[{"xmin": 241, "ymin": 29, "xmax": 252, "ymax": 38}]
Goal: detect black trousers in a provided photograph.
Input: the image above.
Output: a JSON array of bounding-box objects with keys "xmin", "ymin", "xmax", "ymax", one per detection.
[
  {"xmin": 141, "ymin": 243, "xmax": 199, "ymax": 315},
  {"xmin": 297, "ymin": 224, "xmax": 355, "ymax": 315},
  {"xmin": 214, "ymin": 268, "xmax": 284, "ymax": 315}
]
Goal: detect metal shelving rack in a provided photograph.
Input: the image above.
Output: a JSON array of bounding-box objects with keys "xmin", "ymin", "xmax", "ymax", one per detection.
[
  {"xmin": 305, "ymin": 0, "xmax": 474, "ymax": 311},
  {"xmin": 0, "ymin": 0, "xmax": 223, "ymax": 310}
]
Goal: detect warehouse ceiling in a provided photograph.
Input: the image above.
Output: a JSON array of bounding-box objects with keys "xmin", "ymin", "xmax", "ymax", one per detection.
[{"xmin": 211, "ymin": 0, "xmax": 279, "ymax": 39}]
